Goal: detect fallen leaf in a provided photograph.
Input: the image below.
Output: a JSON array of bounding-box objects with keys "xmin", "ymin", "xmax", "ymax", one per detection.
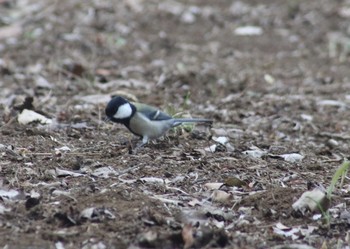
[
  {"xmin": 243, "ymin": 147, "xmax": 266, "ymax": 158},
  {"xmin": 213, "ymin": 136, "xmax": 229, "ymax": 145},
  {"xmin": 272, "ymin": 244, "xmax": 316, "ymax": 249},
  {"xmin": 0, "ymin": 204, "xmax": 10, "ymax": 214},
  {"xmin": 63, "ymin": 62, "xmax": 85, "ymax": 77},
  {"xmin": 0, "ymin": 189, "xmax": 20, "ymax": 200},
  {"xmin": 80, "ymin": 207, "xmax": 116, "ymax": 220},
  {"xmin": 188, "ymin": 198, "xmax": 202, "ymax": 207},
  {"xmin": 139, "ymin": 177, "xmax": 170, "ymax": 185},
  {"xmin": 264, "ymin": 74, "xmax": 275, "ymax": 84},
  {"xmin": 273, "ymin": 222, "xmax": 300, "ymax": 240},
  {"xmin": 292, "ymin": 188, "xmax": 330, "ymax": 214},
  {"xmin": 278, "ymin": 153, "xmax": 304, "ymax": 163},
  {"xmin": 17, "ymin": 109, "xmax": 52, "ymax": 125},
  {"xmin": 54, "ymin": 168, "xmax": 84, "ymax": 177},
  {"xmin": 204, "ymin": 182, "xmax": 224, "ymax": 190},
  {"xmin": 317, "ymin": 100, "xmax": 346, "ymax": 108},
  {"xmin": 92, "ymin": 167, "xmax": 116, "ymax": 178},
  {"xmin": 182, "ymin": 224, "xmax": 195, "ymax": 249},
  {"xmin": 234, "ymin": 26, "xmax": 263, "ymax": 36},
  {"xmin": 35, "ymin": 76, "xmax": 53, "ymax": 89},
  {"xmin": 204, "ymin": 144, "xmax": 217, "ymax": 152},
  {"xmin": 300, "ymin": 113, "xmax": 313, "ymax": 122},
  {"xmin": 55, "ymin": 241, "xmax": 65, "ymax": 249},
  {"xmin": 181, "ymin": 10, "xmax": 196, "ymax": 24},
  {"xmin": 95, "ymin": 68, "xmax": 111, "ymax": 76},
  {"xmin": 0, "ymin": 23, "xmax": 22, "ymax": 40},
  {"xmin": 211, "ymin": 190, "xmax": 232, "ymax": 203},
  {"xmin": 55, "ymin": 146, "xmax": 71, "ymax": 152},
  {"xmin": 224, "ymin": 177, "xmax": 247, "ymax": 187}
]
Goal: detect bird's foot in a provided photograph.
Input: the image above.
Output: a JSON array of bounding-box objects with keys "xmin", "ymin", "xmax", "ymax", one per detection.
[{"xmin": 129, "ymin": 139, "xmax": 147, "ymax": 154}]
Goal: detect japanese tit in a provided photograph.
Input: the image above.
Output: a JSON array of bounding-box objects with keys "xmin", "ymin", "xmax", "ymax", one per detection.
[{"xmin": 105, "ymin": 96, "xmax": 212, "ymax": 148}]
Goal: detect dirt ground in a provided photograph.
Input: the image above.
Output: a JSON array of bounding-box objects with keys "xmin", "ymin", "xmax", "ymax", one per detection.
[{"xmin": 1, "ymin": 0, "xmax": 350, "ymax": 248}]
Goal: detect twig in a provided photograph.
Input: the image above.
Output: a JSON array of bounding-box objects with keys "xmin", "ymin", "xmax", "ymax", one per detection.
[
  {"xmin": 29, "ymin": 152, "xmax": 102, "ymax": 156},
  {"xmin": 0, "ymin": 117, "xmax": 16, "ymax": 131},
  {"xmin": 319, "ymin": 132, "xmax": 350, "ymax": 140},
  {"xmin": 166, "ymin": 186, "xmax": 190, "ymax": 196},
  {"xmin": 151, "ymin": 195, "xmax": 182, "ymax": 205}
]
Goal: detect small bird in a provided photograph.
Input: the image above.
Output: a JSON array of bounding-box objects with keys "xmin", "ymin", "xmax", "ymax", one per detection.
[{"xmin": 105, "ymin": 96, "xmax": 212, "ymax": 149}]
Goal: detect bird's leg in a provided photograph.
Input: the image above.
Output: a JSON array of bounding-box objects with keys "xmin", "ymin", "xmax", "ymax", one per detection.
[
  {"xmin": 137, "ymin": 136, "xmax": 148, "ymax": 148},
  {"xmin": 131, "ymin": 136, "xmax": 149, "ymax": 154}
]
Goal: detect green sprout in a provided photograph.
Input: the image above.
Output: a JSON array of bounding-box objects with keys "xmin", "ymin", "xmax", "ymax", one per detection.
[
  {"xmin": 302, "ymin": 160, "xmax": 350, "ymax": 227},
  {"xmin": 327, "ymin": 160, "xmax": 350, "ymax": 198},
  {"xmin": 165, "ymin": 92, "xmax": 196, "ymax": 134},
  {"xmin": 320, "ymin": 160, "xmax": 350, "ymax": 227}
]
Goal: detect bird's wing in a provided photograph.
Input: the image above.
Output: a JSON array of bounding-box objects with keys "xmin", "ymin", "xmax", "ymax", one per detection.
[{"xmin": 132, "ymin": 102, "xmax": 172, "ymax": 121}]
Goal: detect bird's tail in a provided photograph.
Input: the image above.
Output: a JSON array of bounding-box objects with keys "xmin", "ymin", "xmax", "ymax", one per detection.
[{"xmin": 173, "ymin": 118, "xmax": 213, "ymax": 127}]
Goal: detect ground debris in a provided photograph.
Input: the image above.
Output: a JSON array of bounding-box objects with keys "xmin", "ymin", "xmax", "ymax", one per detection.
[
  {"xmin": 0, "ymin": 0, "xmax": 349, "ymax": 248},
  {"xmin": 292, "ymin": 188, "xmax": 330, "ymax": 214}
]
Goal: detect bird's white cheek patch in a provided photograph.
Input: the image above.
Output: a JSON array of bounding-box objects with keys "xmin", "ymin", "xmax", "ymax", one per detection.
[{"xmin": 113, "ymin": 103, "xmax": 132, "ymax": 119}]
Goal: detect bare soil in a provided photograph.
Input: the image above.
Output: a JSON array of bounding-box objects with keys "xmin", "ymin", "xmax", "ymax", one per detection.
[{"xmin": 1, "ymin": 0, "xmax": 350, "ymax": 248}]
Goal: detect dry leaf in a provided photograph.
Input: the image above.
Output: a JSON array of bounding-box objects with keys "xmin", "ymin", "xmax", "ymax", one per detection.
[
  {"xmin": 182, "ymin": 223, "xmax": 194, "ymax": 249},
  {"xmin": 17, "ymin": 109, "xmax": 52, "ymax": 125},
  {"xmin": 0, "ymin": 23, "xmax": 22, "ymax": 40},
  {"xmin": 211, "ymin": 190, "xmax": 232, "ymax": 203},
  {"xmin": 204, "ymin": 182, "xmax": 224, "ymax": 190},
  {"xmin": 278, "ymin": 153, "xmax": 304, "ymax": 163},
  {"xmin": 292, "ymin": 188, "xmax": 330, "ymax": 214}
]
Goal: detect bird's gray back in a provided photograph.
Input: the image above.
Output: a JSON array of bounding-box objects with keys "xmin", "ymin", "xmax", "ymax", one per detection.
[{"xmin": 129, "ymin": 112, "xmax": 175, "ymax": 139}]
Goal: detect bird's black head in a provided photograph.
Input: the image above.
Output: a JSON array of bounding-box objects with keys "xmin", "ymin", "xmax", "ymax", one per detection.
[{"xmin": 105, "ymin": 96, "xmax": 135, "ymax": 124}]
